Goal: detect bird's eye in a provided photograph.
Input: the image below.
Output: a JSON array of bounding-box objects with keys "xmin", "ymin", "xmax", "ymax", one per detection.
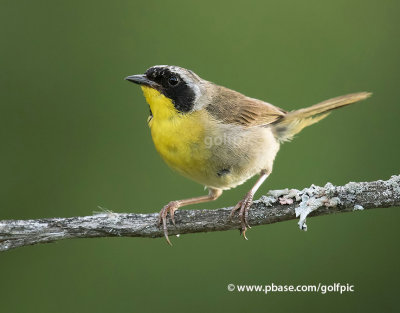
[{"xmin": 168, "ymin": 76, "xmax": 179, "ymax": 86}]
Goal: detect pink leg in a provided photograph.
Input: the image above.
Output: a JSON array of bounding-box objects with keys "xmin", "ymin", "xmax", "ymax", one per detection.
[{"xmin": 158, "ymin": 188, "xmax": 222, "ymax": 245}]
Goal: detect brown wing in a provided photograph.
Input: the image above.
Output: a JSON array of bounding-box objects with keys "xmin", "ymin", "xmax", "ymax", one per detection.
[{"xmin": 205, "ymin": 85, "xmax": 286, "ymax": 127}]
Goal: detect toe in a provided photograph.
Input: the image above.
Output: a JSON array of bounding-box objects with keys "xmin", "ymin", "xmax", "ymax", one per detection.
[
  {"xmin": 239, "ymin": 202, "xmax": 247, "ymax": 235},
  {"xmin": 240, "ymin": 226, "xmax": 248, "ymax": 240},
  {"xmin": 229, "ymin": 200, "xmax": 243, "ymax": 220},
  {"xmin": 158, "ymin": 202, "xmax": 179, "ymax": 246},
  {"xmin": 170, "ymin": 209, "xmax": 176, "ymax": 226},
  {"xmin": 158, "ymin": 207, "xmax": 166, "ymax": 226},
  {"xmin": 243, "ymin": 204, "xmax": 252, "ymax": 229},
  {"xmin": 243, "ymin": 195, "xmax": 253, "ymax": 229},
  {"xmin": 162, "ymin": 215, "xmax": 172, "ymax": 246}
]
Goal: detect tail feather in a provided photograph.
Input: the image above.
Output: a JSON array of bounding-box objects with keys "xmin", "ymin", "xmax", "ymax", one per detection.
[{"xmin": 273, "ymin": 92, "xmax": 372, "ymax": 142}]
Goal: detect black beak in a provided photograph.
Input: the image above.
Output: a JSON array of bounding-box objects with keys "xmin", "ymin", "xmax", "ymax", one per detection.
[{"xmin": 125, "ymin": 74, "xmax": 159, "ymax": 88}]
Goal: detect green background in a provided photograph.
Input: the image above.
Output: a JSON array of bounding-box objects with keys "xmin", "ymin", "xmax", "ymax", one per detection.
[{"xmin": 1, "ymin": 0, "xmax": 399, "ymax": 312}]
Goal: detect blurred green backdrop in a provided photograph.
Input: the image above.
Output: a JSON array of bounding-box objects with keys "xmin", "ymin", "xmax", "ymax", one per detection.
[{"xmin": 1, "ymin": 0, "xmax": 399, "ymax": 312}]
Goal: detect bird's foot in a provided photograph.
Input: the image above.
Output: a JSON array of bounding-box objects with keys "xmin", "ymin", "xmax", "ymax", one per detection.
[
  {"xmin": 158, "ymin": 201, "xmax": 180, "ymax": 246},
  {"xmin": 229, "ymin": 192, "xmax": 254, "ymax": 240}
]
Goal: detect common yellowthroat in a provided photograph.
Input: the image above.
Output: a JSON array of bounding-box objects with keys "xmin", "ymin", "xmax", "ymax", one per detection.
[{"xmin": 126, "ymin": 65, "xmax": 371, "ymax": 245}]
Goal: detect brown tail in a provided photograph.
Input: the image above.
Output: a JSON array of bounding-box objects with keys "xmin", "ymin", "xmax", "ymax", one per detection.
[{"xmin": 273, "ymin": 92, "xmax": 372, "ymax": 141}]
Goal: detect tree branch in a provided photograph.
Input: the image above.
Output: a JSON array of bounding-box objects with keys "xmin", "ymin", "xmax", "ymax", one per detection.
[{"xmin": 1, "ymin": 175, "xmax": 399, "ymax": 251}]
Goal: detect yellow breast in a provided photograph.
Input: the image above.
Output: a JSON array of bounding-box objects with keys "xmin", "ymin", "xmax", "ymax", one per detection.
[{"xmin": 141, "ymin": 86, "xmax": 210, "ymax": 181}]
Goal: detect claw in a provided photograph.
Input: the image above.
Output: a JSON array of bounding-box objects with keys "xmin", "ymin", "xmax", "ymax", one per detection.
[
  {"xmin": 162, "ymin": 215, "xmax": 172, "ymax": 246},
  {"xmin": 242, "ymin": 198, "xmax": 252, "ymax": 229},
  {"xmin": 231, "ymin": 192, "xmax": 254, "ymax": 239},
  {"xmin": 240, "ymin": 227, "xmax": 248, "ymax": 240},
  {"xmin": 229, "ymin": 200, "xmax": 243, "ymax": 220},
  {"xmin": 157, "ymin": 201, "xmax": 179, "ymax": 246},
  {"xmin": 170, "ymin": 209, "xmax": 176, "ymax": 226}
]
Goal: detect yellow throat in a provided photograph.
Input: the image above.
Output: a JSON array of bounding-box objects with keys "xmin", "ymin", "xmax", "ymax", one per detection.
[{"xmin": 140, "ymin": 86, "xmax": 209, "ymax": 181}]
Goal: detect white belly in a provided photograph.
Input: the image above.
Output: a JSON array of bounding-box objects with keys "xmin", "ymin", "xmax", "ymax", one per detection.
[{"xmin": 201, "ymin": 123, "xmax": 280, "ymax": 190}]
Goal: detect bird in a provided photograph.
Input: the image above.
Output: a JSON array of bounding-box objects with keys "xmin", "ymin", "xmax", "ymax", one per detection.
[{"xmin": 125, "ymin": 65, "xmax": 371, "ymax": 245}]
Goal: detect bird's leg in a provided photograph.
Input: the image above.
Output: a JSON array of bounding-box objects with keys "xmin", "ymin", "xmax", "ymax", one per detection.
[
  {"xmin": 229, "ymin": 170, "xmax": 270, "ymax": 239},
  {"xmin": 158, "ymin": 188, "xmax": 222, "ymax": 245}
]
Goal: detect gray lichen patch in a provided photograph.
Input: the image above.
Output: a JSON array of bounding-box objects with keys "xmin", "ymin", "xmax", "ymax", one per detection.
[
  {"xmin": 382, "ymin": 175, "xmax": 400, "ymax": 199},
  {"xmin": 263, "ymin": 182, "xmax": 343, "ymax": 231},
  {"xmin": 254, "ymin": 195, "xmax": 277, "ymax": 207},
  {"xmin": 296, "ymin": 194, "xmax": 325, "ymax": 231},
  {"xmin": 267, "ymin": 188, "xmax": 290, "ymax": 198},
  {"xmin": 266, "ymin": 188, "xmax": 301, "ymax": 205},
  {"xmin": 353, "ymin": 205, "xmax": 364, "ymax": 211},
  {"xmin": 293, "ymin": 184, "xmax": 341, "ymax": 231}
]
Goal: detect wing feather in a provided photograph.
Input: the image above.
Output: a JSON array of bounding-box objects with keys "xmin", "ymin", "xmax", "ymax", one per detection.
[{"xmin": 206, "ymin": 85, "xmax": 286, "ymax": 127}]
